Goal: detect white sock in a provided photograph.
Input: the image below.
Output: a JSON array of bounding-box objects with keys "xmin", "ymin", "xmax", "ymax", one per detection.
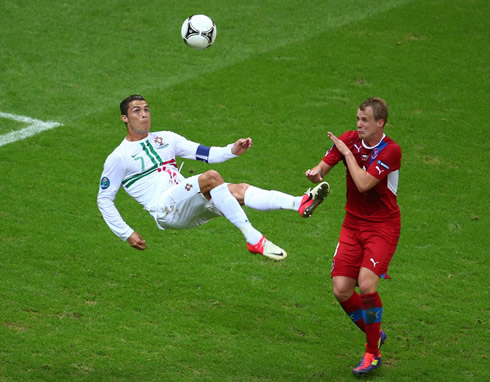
[
  {"xmin": 210, "ymin": 183, "xmax": 262, "ymax": 245},
  {"xmin": 244, "ymin": 186, "xmax": 303, "ymax": 211}
]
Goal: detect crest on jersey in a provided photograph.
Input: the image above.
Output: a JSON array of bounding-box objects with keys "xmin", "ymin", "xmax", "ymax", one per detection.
[
  {"xmin": 153, "ymin": 136, "xmax": 169, "ymax": 149},
  {"xmin": 154, "ymin": 136, "xmax": 164, "ymax": 146},
  {"xmin": 100, "ymin": 177, "xmax": 110, "ymax": 189}
]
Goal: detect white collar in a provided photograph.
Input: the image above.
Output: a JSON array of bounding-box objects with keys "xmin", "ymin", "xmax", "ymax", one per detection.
[{"xmin": 362, "ymin": 134, "xmax": 386, "ymax": 150}]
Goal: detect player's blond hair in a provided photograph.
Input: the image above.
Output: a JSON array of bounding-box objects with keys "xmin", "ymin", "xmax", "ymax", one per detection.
[{"xmin": 360, "ymin": 98, "xmax": 388, "ymax": 126}]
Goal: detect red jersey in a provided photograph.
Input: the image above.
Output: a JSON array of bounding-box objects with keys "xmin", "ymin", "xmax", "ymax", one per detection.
[{"xmin": 323, "ymin": 130, "xmax": 401, "ymax": 222}]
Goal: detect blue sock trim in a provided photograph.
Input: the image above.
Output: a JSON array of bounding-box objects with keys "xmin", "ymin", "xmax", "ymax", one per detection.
[
  {"xmin": 196, "ymin": 145, "xmax": 211, "ymax": 163},
  {"xmin": 349, "ymin": 308, "xmax": 364, "ymax": 323},
  {"xmin": 363, "ymin": 307, "xmax": 383, "ymax": 324}
]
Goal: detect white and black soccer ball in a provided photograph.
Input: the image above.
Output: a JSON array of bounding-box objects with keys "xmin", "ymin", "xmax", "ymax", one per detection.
[{"xmin": 181, "ymin": 14, "xmax": 217, "ymax": 50}]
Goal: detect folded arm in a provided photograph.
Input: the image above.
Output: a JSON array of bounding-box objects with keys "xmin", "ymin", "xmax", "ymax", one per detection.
[{"xmin": 327, "ymin": 132, "xmax": 380, "ymax": 192}]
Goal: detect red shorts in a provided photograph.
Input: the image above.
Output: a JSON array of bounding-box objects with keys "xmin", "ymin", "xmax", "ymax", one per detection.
[{"xmin": 331, "ymin": 214, "xmax": 400, "ymax": 279}]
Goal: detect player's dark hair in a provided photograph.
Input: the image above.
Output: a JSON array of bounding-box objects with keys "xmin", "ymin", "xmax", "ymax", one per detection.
[
  {"xmin": 120, "ymin": 94, "xmax": 146, "ymax": 116},
  {"xmin": 360, "ymin": 97, "xmax": 388, "ymax": 126}
]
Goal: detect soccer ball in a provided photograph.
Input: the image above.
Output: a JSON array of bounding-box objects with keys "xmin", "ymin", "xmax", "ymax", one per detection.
[{"xmin": 181, "ymin": 14, "xmax": 217, "ymax": 50}]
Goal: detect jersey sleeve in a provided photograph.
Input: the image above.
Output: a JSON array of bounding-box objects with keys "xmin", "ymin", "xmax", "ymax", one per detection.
[
  {"xmin": 168, "ymin": 131, "xmax": 237, "ymax": 163},
  {"xmin": 207, "ymin": 144, "xmax": 237, "ymax": 163},
  {"xmin": 168, "ymin": 132, "xmax": 200, "ymax": 160},
  {"xmin": 97, "ymin": 151, "xmax": 134, "ymax": 241},
  {"xmin": 366, "ymin": 143, "xmax": 401, "ymax": 180}
]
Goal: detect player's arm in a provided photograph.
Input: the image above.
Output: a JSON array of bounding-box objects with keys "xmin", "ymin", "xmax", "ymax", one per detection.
[
  {"xmin": 305, "ymin": 161, "xmax": 333, "ymax": 183},
  {"xmin": 198, "ymin": 137, "xmax": 252, "ymax": 162},
  {"xmin": 97, "ymin": 153, "xmax": 143, "ymax": 247},
  {"xmin": 328, "ymin": 132, "xmax": 380, "ymax": 192},
  {"xmin": 127, "ymin": 232, "xmax": 147, "ymax": 250},
  {"xmin": 230, "ymin": 137, "xmax": 252, "ymax": 156},
  {"xmin": 171, "ymin": 132, "xmax": 248, "ymax": 163}
]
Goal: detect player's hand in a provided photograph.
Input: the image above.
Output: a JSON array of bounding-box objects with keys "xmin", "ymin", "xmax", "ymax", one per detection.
[
  {"xmin": 328, "ymin": 132, "xmax": 352, "ymax": 157},
  {"xmin": 305, "ymin": 168, "xmax": 324, "ymax": 183},
  {"xmin": 128, "ymin": 231, "xmax": 147, "ymax": 250},
  {"xmin": 232, "ymin": 138, "xmax": 253, "ymax": 156}
]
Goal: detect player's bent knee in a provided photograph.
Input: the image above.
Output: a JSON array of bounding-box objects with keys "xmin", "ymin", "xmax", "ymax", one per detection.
[
  {"xmin": 209, "ymin": 169, "xmax": 224, "ymax": 180},
  {"xmin": 333, "ymin": 285, "xmax": 355, "ymax": 302},
  {"xmin": 332, "ymin": 276, "xmax": 357, "ymax": 302},
  {"xmin": 199, "ymin": 170, "xmax": 225, "ymax": 194},
  {"xmin": 357, "ymin": 269, "xmax": 380, "ymax": 294},
  {"xmin": 333, "ymin": 288, "xmax": 347, "ymax": 302},
  {"xmin": 358, "ymin": 282, "xmax": 378, "ymax": 295}
]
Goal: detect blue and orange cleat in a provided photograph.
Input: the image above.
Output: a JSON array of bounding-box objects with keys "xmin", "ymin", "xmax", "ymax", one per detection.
[{"xmin": 352, "ymin": 352, "xmax": 382, "ymax": 376}]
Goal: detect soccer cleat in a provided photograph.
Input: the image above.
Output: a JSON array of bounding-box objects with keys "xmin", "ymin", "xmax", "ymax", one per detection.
[
  {"xmin": 247, "ymin": 236, "xmax": 287, "ymax": 261},
  {"xmin": 298, "ymin": 181, "xmax": 330, "ymax": 218},
  {"xmin": 379, "ymin": 330, "xmax": 387, "ymax": 349},
  {"xmin": 352, "ymin": 352, "xmax": 382, "ymax": 376}
]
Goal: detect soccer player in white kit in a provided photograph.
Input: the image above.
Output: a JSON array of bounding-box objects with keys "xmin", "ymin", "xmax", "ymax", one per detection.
[{"xmin": 97, "ymin": 95, "xmax": 330, "ymax": 260}]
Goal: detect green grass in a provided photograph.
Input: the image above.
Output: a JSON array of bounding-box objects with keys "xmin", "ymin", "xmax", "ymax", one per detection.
[{"xmin": 1, "ymin": 0, "xmax": 489, "ymax": 380}]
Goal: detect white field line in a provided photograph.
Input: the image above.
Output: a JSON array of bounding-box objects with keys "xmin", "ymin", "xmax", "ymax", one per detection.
[{"xmin": 0, "ymin": 112, "xmax": 62, "ymax": 147}]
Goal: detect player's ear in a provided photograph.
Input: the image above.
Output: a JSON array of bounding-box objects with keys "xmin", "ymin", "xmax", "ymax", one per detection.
[
  {"xmin": 121, "ymin": 115, "xmax": 128, "ymax": 124},
  {"xmin": 377, "ymin": 119, "xmax": 385, "ymax": 128}
]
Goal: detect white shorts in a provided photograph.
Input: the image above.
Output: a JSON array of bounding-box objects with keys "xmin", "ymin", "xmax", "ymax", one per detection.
[{"xmin": 153, "ymin": 175, "xmax": 222, "ymax": 230}]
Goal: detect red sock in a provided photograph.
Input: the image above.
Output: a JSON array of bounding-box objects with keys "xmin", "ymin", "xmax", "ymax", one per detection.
[
  {"xmin": 339, "ymin": 292, "xmax": 366, "ymax": 332},
  {"xmin": 361, "ymin": 292, "xmax": 383, "ymax": 356}
]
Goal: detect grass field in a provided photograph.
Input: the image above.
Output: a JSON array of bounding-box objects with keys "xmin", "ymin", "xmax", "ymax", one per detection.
[{"xmin": 1, "ymin": 0, "xmax": 489, "ymax": 380}]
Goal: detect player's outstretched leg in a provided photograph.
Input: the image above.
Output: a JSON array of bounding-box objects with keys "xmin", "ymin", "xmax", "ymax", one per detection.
[
  {"xmin": 298, "ymin": 181, "xmax": 330, "ymax": 218},
  {"xmin": 208, "ymin": 181, "xmax": 287, "ymax": 261},
  {"xmin": 247, "ymin": 236, "xmax": 287, "ymax": 261}
]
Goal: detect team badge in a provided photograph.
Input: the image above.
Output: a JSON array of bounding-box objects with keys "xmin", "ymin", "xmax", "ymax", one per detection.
[
  {"xmin": 153, "ymin": 136, "xmax": 169, "ymax": 149},
  {"xmin": 185, "ymin": 183, "xmax": 193, "ymax": 191},
  {"xmin": 100, "ymin": 177, "xmax": 110, "ymax": 189},
  {"xmin": 154, "ymin": 136, "xmax": 164, "ymax": 146}
]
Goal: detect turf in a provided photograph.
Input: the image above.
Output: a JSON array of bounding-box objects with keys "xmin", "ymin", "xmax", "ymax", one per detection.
[{"xmin": 0, "ymin": 0, "xmax": 489, "ymax": 380}]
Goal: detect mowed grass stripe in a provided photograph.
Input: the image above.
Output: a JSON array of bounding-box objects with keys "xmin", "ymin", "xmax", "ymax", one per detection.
[{"xmin": 58, "ymin": 0, "xmax": 416, "ymax": 125}]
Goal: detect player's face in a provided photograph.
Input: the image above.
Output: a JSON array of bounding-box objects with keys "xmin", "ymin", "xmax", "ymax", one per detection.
[
  {"xmin": 356, "ymin": 107, "xmax": 383, "ymax": 145},
  {"xmin": 122, "ymin": 100, "xmax": 151, "ymax": 139}
]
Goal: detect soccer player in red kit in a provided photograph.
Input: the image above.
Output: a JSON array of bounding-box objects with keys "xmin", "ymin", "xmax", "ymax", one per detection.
[{"xmin": 305, "ymin": 98, "xmax": 401, "ymax": 376}]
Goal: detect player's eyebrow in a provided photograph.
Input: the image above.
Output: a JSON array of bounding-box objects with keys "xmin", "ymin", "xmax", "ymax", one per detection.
[{"xmin": 131, "ymin": 104, "xmax": 149, "ymax": 111}]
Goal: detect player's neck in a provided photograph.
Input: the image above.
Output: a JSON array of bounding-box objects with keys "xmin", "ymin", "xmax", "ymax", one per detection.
[
  {"xmin": 126, "ymin": 131, "xmax": 149, "ymax": 142},
  {"xmin": 362, "ymin": 133, "xmax": 386, "ymax": 149}
]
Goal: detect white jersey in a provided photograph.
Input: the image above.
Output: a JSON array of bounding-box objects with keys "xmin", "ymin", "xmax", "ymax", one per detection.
[{"xmin": 97, "ymin": 131, "xmax": 236, "ymax": 241}]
